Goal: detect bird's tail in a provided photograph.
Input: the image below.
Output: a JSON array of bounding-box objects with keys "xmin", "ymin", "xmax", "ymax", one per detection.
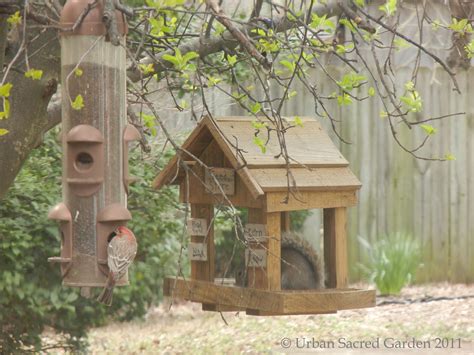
[{"xmin": 97, "ymin": 285, "xmax": 114, "ymax": 306}]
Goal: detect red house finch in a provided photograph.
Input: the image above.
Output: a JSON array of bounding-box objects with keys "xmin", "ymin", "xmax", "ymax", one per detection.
[{"xmin": 97, "ymin": 226, "xmax": 137, "ymax": 306}]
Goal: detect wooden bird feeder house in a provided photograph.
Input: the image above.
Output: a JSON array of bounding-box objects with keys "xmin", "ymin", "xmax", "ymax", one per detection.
[{"xmin": 154, "ymin": 116, "xmax": 375, "ymax": 315}]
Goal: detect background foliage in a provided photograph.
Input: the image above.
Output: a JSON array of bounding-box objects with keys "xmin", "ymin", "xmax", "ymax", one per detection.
[
  {"xmin": 358, "ymin": 233, "xmax": 421, "ymax": 295},
  {"xmin": 0, "ymin": 130, "xmax": 184, "ymax": 351}
]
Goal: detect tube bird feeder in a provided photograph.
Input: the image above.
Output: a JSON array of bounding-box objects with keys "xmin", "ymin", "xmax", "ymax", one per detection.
[{"xmin": 48, "ymin": 0, "xmax": 139, "ymax": 289}]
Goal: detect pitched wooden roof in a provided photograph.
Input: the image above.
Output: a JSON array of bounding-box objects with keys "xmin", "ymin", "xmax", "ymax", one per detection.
[{"xmin": 153, "ymin": 116, "xmax": 361, "ymax": 198}]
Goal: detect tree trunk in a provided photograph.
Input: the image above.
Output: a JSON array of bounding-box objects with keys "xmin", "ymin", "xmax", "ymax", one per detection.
[{"xmin": 0, "ymin": 23, "xmax": 60, "ymax": 199}]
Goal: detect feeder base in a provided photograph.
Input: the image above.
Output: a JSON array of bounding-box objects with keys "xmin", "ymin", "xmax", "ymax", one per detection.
[{"xmin": 163, "ymin": 277, "xmax": 375, "ymax": 316}]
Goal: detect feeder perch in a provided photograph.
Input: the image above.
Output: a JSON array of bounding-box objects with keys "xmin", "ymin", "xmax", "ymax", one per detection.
[
  {"xmin": 154, "ymin": 116, "xmax": 376, "ymax": 316},
  {"xmin": 48, "ymin": 0, "xmax": 134, "ymax": 289},
  {"xmin": 48, "ymin": 203, "xmax": 73, "ymax": 278}
]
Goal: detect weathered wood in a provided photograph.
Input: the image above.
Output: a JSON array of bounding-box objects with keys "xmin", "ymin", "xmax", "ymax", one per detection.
[
  {"xmin": 152, "ymin": 121, "xmax": 213, "ymax": 189},
  {"xmin": 245, "ymin": 309, "xmax": 336, "ymax": 316},
  {"xmin": 179, "ymin": 140, "xmax": 265, "ymax": 208},
  {"xmin": 244, "ymin": 223, "xmax": 267, "ymax": 243},
  {"xmin": 281, "ymin": 212, "xmax": 290, "ymax": 232},
  {"xmin": 250, "ymin": 167, "xmax": 361, "ymax": 191},
  {"xmin": 266, "ymin": 211, "xmax": 281, "ymax": 290},
  {"xmin": 163, "ymin": 277, "xmax": 375, "ymax": 315},
  {"xmin": 204, "ymin": 167, "xmax": 235, "ymax": 195},
  {"xmin": 215, "ymin": 117, "xmax": 349, "ymax": 168},
  {"xmin": 266, "ymin": 190, "xmax": 357, "ymax": 212},
  {"xmin": 247, "ymin": 208, "xmax": 269, "ymax": 289},
  {"xmin": 202, "ymin": 304, "xmax": 246, "ymax": 312},
  {"xmin": 324, "ymin": 208, "xmax": 348, "ymax": 288},
  {"xmin": 190, "ymin": 204, "xmax": 214, "ymax": 281}
]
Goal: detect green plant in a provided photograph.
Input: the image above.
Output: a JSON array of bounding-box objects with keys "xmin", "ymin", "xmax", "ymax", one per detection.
[
  {"xmin": 0, "ymin": 129, "xmax": 183, "ymax": 352},
  {"xmin": 358, "ymin": 233, "xmax": 421, "ymax": 295}
]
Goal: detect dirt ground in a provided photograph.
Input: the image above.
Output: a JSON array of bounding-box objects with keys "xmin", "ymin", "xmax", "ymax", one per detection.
[{"xmin": 87, "ymin": 283, "xmax": 473, "ymax": 354}]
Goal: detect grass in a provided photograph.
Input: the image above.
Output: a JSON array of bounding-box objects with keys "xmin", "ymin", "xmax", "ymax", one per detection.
[
  {"xmin": 85, "ymin": 284, "xmax": 474, "ymax": 354},
  {"xmin": 358, "ymin": 233, "xmax": 421, "ymax": 295}
]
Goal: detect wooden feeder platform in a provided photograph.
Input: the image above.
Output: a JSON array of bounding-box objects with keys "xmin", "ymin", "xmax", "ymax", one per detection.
[
  {"xmin": 155, "ymin": 116, "xmax": 375, "ymax": 315},
  {"xmin": 164, "ymin": 277, "xmax": 375, "ymax": 316}
]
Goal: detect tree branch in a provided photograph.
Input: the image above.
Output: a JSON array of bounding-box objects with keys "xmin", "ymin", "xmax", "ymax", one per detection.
[
  {"xmin": 0, "ymin": 14, "xmax": 8, "ymax": 72},
  {"xmin": 206, "ymin": 0, "xmax": 271, "ymax": 70},
  {"xmin": 103, "ymin": 0, "xmax": 121, "ymax": 46},
  {"xmin": 250, "ymin": 0, "xmax": 264, "ymax": 19},
  {"xmin": 127, "ymin": 0, "xmax": 341, "ymax": 81}
]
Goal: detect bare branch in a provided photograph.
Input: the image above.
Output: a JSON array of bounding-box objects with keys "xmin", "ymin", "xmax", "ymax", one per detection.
[{"xmin": 206, "ymin": 0, "xmax": 270, "ymax": 69}]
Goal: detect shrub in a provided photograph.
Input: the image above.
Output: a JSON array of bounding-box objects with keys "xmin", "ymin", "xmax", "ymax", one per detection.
[
  {"xmin": 358, "ymin": 233, "xmax": 421, "ymax": 295},
  {"xmin": 0, "ymin": 130, "xmax": 183, "ymax": 352}
]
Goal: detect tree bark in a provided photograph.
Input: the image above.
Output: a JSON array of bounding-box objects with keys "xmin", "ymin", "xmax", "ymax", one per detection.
[{"xmin": 0, "ymin": 25, "xmax": 60, "ymax": 199}]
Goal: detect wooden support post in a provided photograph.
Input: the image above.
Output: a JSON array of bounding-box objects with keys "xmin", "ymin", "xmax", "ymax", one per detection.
[
  {"xmin": 266, "ymin": 211, "xmax": 281, "ymax": 290},
  {"xmin": 281, "ymin": 211, "xmax": 290, "ymax": 232},
  {"xmin": 247, "ymin": 208, "xmax": 281, "ymax": 290},
  {"xmin": 190, "ymin": 204, "xmax": 215, "ymax": 282},
  {"xmin": 323, "ymin": 207, "xmax": 348, "ymax": 288}
]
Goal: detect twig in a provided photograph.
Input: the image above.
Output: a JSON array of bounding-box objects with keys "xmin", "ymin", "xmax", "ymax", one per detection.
[
  {"xmin": 205, "ymin": 0, "xmax": 271, "ymax": 70},
  {"xmin": 356, "ymin": 6, "xmax": 461, "ymax": 94},
  {"xmin": 71, "ymin": 0, "xmax": 98, "ymax": 33},
  {"xmin": 114, "ymin": 0, "xmax": 134, "ymax": 18},
  {"xmin": 338, "ymin": 1, "xmax": 375, "ymax": 34}
]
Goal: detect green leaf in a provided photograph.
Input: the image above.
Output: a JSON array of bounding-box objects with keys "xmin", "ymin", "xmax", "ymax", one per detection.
[
  {"xmin": 404, "ymin": 81, "xmax": 415, "ymax": 91},
  {"xmin": 251, "ymin": 120, "xmax": 268, "ymax": 129},
  {"xmin": 337, "ymin": 93, "xmax": 352, "ymax": 106},
  {"xmin": 444, "ymin": 153, "xmax": 456, "ymax": 161},
  {"xmin": 310, "ymin": 13, "xmax": 335, "ymax": 32},
  {"xmin": 7, "ymin": 11, "xmax": 21, "ymax": 26},
  {"xmin": 337, "ymin": 71, "xmax": 366, "ymax": 91},
  {"xmin": 250, "ymin": 102, "xmax": 262, "ymax": 114},
  {"xmin": 287, "ymin": 90, "xmax": 298, "ymax": 99},
  {"xmin": 449, "ymin": 17, "xmax": 473, "ymax": 34},
  {"xmin": 71, "ymin": 95, "xmax": 84, "ymax": 110},
  {"xmin": 74, "ymin": 68, "xmax": 83, "ymax": 77},
  {"xmin": 394, "ymin": 38, "xmax": 410, "ymax": 50},
  {"xmin": 162, "ymin": 54, "xmax": 180, "ymax": 66},
  {"xmin": 66, "ymin": 292, "xmax": 78, "ymax": 303},
  {"xmin": 0, "ymin": 128, "xmax": 9, "ymax": 136},
  {"xmin": 139, "ymin": 63, "xmax": 155, "ymax": 74},
  {"xmin": 253, "ymin": 136, "xmax": 266, "ymax": 153},
  {"xmin": 335, "ymin": 42, "xmax": 355, "ymax": 54},
  {"xmin": 0, "ymin": 83, "xmax": 13, "ymax": 97},
  {"xmin": 294, "ymin": 116, "xmax": 303, "ymax": 127},
  {"xmin": 207, "ymin": 76, "xmax": 222, "ymax": 87},
  {"xmin": 182, "ymin": 51, "xmax": 199, "ymax": 63},
  {"xmin": 379, "ymin": 0, "xmax": 397, "ymax": 16},
  {"xmin": 420, "ymin": 124, "xmax": 437, "ymax": 135},
  {"xmin": 401, "ymin": 90, "xmax": 422, "ymax": 112},
  {"xmin": 141, "ymin": 113, "xmax": 157, "ymax": 136},
  {"xmin": 227, "ymin": 54, "xmax": 237, "ymax": 67},
  {"xmin": 354, "ymin": 0, "xmax": 365, "ymax": 7},
  {"xmin": 465, "ymin": 39, "xmax": 474, "ymax": 59},
  {"xmin": 368, "ymin": 87, "xmax": 376, "ymax": 97},
  {"xmin": 279, "ymin": 59, "xmax": 296, "ymax": 72},
  {"xmin": 25, "ymin": 69, "xmax": 43, "ymax": 80},
  {"xmin": 431, "ymin": 19, "xmax": 441, "ymax": 31},
  {"xmin": 0, "ymin": 98, "xmax": 10, "ymax": 119}
]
